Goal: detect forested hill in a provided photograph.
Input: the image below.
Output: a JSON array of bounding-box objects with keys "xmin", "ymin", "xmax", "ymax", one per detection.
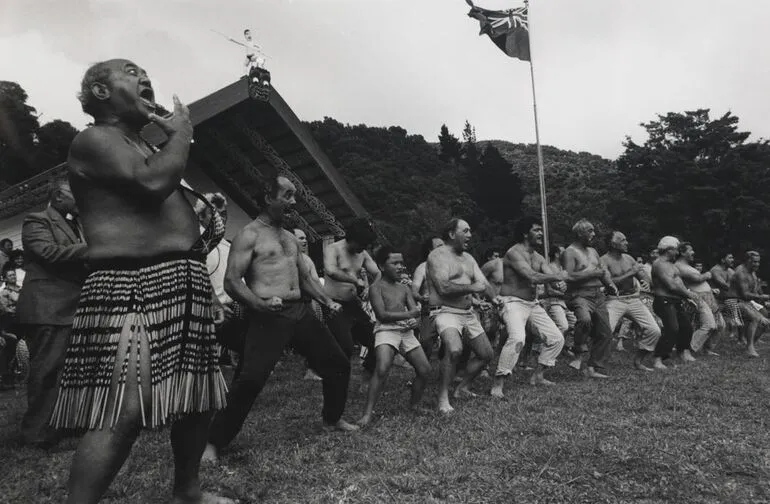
[
  {"xmin": 308, "ymin": 110, "xmax": 770, "ymax": 269},
  {"xmin": 306, "ymin": 117, "xmax": 619, "ymax": 265}
]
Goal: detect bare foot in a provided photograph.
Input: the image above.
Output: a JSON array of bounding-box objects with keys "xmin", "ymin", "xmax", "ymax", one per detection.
[
  {"xmin": 453, "ymin": 386, "xmax": 478, "ymax": 399},
  {"xmin": 172, "ymin": 491, "xmax": 236, "ymax": 504},
  {"xmin": 633, "ymin": 362, "xmax": 654, "ymax": 372},
  {"xmin": 568, "ymin": 358, "xmax": 582, "ymax": 370},
  {"xmin": 410, "ymin": 405, "xmax": 432, "ymax": 416},
  {"xmin": 479, "ymin": 369, "xmax": 491, "ymax": 379},
  {"xmin": 303, "ymin": 369, "xmax": 322, "ymax": 381},
  {"xmin": 747, "ymin": 347, "xmax": 760, "ymax": 358},
  {"xmin": 323, "ymin": 419, "xmax": 360, "ymax": 432},
  {"xmin": 356, "ymin": 415, "xmax": 373, "ymax": 427},
  {"xmin": 490, "ymin": 385, "xmax": 504, "ymax": 398},
  {"xmin": 530, "ymin": 374, "xmax": 555, "ymax": 386},
  {"xmin": 616, "ymin": 341, "xmax": 626, "ymax": 352},
  {"xmin": 584, "ymin": 367, "xmax": 609, "ymax": 379},
  {"xmin": 653, "ymin": 358, "xmax": 668, "ymax": 370},
  {"xmin": 681, "ymin": 350, "xmax": 697, "ymax": 362},
  {"xmin": 438, "ymin": 403, "xmax": 455, "ymax": 415},
  {"xmin": 200, "ymin": 443, "xmax": 219, "ymax": 464}
]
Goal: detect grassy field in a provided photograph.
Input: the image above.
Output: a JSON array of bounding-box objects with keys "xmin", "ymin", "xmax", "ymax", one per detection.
[{"xmin": 2, "ymin": 340, "xmax": 770, "ymax": 504}]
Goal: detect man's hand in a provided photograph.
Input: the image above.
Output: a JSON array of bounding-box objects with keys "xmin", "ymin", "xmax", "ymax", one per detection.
[
  {"xmin": 712, "ymin": 288, "xmax": 720, "ymax": 296},
  {"xmin": 213, "ymin": 304, "xmax": 226, "ymax": 325},
  {"xmin": 403, "ymin": 318, "xmax": 419, "ymax": 330},
  {"xmin": 326, "ymin": 301, "xmax": 343, "ymax": 316},
  {"xmin": 253, "ymin": 296, "xmax": 283, "ymax": 313},
  {"xmin": 703, "ymin": 271, "xmax": 713, "ymax": 281},
  {"xmin": 639, "ymin": 280, "xmax": 651, "ymax": 291},
  {"xmin": 606, "ymin": 283, "xmax": 619, "ymax": 296},
  {"xmin": 148, "ymin": 95, "xmax": 193, "ymax": 140}
]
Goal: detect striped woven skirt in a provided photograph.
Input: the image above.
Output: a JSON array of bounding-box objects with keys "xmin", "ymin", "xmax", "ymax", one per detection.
[{"xmin": 51, "ymin": 252, "xmax": 228, "ymax": 430}]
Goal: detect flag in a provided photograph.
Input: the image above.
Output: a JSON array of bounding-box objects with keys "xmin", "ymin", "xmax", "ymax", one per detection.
[{"xmin": 466, "ymin": 0, "xmax": 530, "ymax": 61}]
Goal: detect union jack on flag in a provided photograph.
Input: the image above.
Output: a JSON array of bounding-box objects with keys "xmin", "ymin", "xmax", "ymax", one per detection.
[{"xmin": 466, "ymin": 0, "xmax": 531, "ymax": 61}]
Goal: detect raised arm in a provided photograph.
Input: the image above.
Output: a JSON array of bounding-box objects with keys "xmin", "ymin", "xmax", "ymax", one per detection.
[
  {"xmin": 369, "ymin": 283, "xmax": 419, "ymax": 323},
  {"xmin": 67, "ymin": 96, "xmax": 192, "ymax": 203},
  {"xmin": 298, "ymin": 246, "xmax": 336, "ymax": 307},
  {"xmin": 678, "ymin": 265, "xmax": 712, "ymax": 285},
  {"xmin": 561, "ymin": 248, "xmax": 604, "ymax": 282},
  {"xmin": 411, "ymin": 262, "xmax": 427, "ymax": 301},
  {"xmin": 323, "ymin": 244, "xmax": 360, "ymax": 285},
  {"xmin": 709, "ymin": 267, "xmax": 730, "ymax": 290},
  {"xmin": 427, "ymin": 252, "xmax": 483, "ymax": 297},
  {"xmin": 654, "ymin": 264, "xmax": 698, "ymax": 301},
  {"xmin": 470, "ymin": 258, "xmax": 496, "ymax": 300},
  {"xmin": 509, "ymin": 249, "xmax": 564, "ymax": 285},
  {"xmin": 735, "ymin": 270, "xmax": 769, "ymax": 302},
  {"xmin": 22, "ymin": 214, "xmax": 87, "ymax": 265},
  {"xmin": 362, "ymin": 251, "xmax": 382, "ymax": 284},
  {"xmin": 223, "ymin": 228, "xmax": 269, "ymax": 312}
]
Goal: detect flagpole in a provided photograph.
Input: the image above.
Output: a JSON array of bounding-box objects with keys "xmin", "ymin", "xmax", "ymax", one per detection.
[{"xmin": 525, "ymin": 1, "xmax": 549, "ymax": 258}]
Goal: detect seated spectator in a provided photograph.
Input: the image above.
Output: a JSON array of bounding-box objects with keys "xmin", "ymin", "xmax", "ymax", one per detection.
[{"xmin": 0, "ymin": 266, "xmax": 21, "ymax": 390}]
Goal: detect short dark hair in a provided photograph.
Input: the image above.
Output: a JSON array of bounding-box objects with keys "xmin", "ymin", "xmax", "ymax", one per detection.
[
  {"xmin": 420, "ymin": 237, "xmax": 441, "ymax": 262},
  {"xmin": 678, "ymin": 241, "xmax": 693, "ymax": 255},
  {"xmin": 513, "ymin": 216, "xmax": 542, "ymax": 243},
  {"xmin": 0, "ymin": 263, "xmax": 14, "ymax": 277},
  {"xmin": 346, "ymin": 218, "xmax": 377, "ymax": 246},
  {"xmin": 0, "ymin": 238, "xmax": 12, "ymax": 249},
  {"xmin": 441, "ymin": 218, "xmax": 462, "ymax": 241},
  {"xmin": 244, "ymin": 29, "xmax": 251, "ymax": 34},
  {"xmin": 261, "ymin": 174, "xmax": 290, "ymax": 208},
  {"xmin": 548, "ymin": 245, "xmax": 561, "ymax": 262},
  {"xmin": 375, "ymin": 245, "xmax": 399, "ymax": 266},
  {"xmin": 483, "ymin": 248, "xmax": 501, "ymax": 262},
  {"xmin": 746, "ymin": 250, "xmax": 761, "ymax": 261},
  {"xmin": 78, "ymin": 61, "xmax": 114, "ymax": 118}
]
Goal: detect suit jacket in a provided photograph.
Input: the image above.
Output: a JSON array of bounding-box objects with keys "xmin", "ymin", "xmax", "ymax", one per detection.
[{"xmin": 16, "ymin": 206, "xmax": 87, "ymax": 326}]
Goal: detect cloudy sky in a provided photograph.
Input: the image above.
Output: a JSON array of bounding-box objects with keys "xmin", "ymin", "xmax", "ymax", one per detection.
[{"xmin": 2, "ymin": 0, "xmax": 768, "ymax": 159}]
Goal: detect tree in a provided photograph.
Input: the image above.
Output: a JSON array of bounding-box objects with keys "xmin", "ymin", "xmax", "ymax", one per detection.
[
  {"xmin": 0, "ymin": 81, "xmax": 40, "ymax": 184},
  {"xmin": 438, "ymin": 124, "xmax": 462, "ymax": 164},
  {"xmin": 615, "ymin": 109, "xmax": 770, "ymax": 262},
  {"xmin": 35, "ymin": 119, "xmax": 79, "ymax": 172}
]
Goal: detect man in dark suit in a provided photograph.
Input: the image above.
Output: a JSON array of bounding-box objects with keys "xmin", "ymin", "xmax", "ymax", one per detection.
[{"xmin": 17, "ymin": 177, "xmax": 87, "ymax": 447}]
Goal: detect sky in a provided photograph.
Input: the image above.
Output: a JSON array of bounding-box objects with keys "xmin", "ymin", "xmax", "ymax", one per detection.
[{"xmin": 2, "ymin": 0, "xmax": 769, "ymax": 159}]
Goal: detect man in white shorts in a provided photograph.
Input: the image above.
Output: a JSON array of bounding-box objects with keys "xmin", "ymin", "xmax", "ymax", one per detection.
[{"xmin": 427, "ymin": 218, "xmax": 495, "ymax": 413}]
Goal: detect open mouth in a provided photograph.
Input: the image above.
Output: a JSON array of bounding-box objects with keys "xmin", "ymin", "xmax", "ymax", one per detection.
[{"xmin": 139, "ymin": 87, "xmax": 156, "ymax": 109}]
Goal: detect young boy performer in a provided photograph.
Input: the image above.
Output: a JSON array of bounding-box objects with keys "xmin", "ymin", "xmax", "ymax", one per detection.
[{"xmin": 358, "ymin": 246, "xmax": 432, "ymax": 426}]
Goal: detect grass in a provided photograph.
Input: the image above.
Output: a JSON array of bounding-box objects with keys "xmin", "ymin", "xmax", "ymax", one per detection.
[{"xmin": 2, "ymin": 339, "xmax": 770, "ymax": 503}]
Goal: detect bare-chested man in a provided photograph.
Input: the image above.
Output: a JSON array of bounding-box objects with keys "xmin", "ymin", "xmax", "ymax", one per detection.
[
  {"xmin": 676, "ymin": 242, "xmax": 721, "ymax": 356},
  {"xmin": 600, "ymin": 231, "xmax": 661, "ymax": 371},
  {"xmin": 490, "ymin": 217, "xmax": 565, "ymax": 398},
  {"xmin": 426, "ymin": 218, "xmax": 495, "ymax": 413},
  {"xmin": 53, "ymin": 59, "xmax": 231, "ymax": 504},
  {"xmin": 412, "ymin": 237, "xmax": 444, "ymax": 355},
  {"xmin": 293, "ymin": 228, "xmax": 324, "ymax": 381},
  {"xmin": 562, "ymin": 219, "xmax": 618, "ymax": 378},
  {"xmin": 541, "ymin": 245, "xmax": 570, "ymax": 335},
  {"xmin": 710, "ymin": 252, "xmax": 741, "ymax": 337},
  {"xmin": 651, "ymin": 236, "xmax": 700, "ymax": 368},
  {"xmin": 481, "ymin": 248, "xmax": 504, "ymax": 298},
  {"xmin": 730, "ymin": 251, "xmax": 770, "ymax": 357},
  {"xmin": 202, "ymin": 175, "xmax": 355, "ymax": 463},
  {"xmin": 324, "ymin": 218, "xmax": 381, "ymax": 377}
]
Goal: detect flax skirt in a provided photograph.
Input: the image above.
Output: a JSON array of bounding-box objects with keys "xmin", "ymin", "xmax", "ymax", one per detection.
[{"xmin": 51, "ymin": 253, "xmax": 227, "ymax": 430}]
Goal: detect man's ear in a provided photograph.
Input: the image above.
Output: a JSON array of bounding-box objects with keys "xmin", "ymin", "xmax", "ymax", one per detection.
[{"xmin": 91, "ymin": 82, "xmax": 110, "ymax": 101}]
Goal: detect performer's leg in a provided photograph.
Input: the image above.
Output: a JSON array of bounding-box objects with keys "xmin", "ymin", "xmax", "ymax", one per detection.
[{"xmin": 67, "ymin": 320, "xmax": 151, "ymax": 504}]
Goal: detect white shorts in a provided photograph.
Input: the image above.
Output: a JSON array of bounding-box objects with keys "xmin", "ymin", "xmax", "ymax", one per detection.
[
  {"xmin": 431, "ymin": 306, "xmax": 485, "ymax": 341},
  {"xmin": 374, "ymin": 324, "xmax": 422, "ymax": 355}
]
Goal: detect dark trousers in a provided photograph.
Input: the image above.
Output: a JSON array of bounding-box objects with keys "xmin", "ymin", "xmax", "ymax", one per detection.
[
  {"xmin": 325, "ymin": 300, "xmax": 376, "ymax": 374},
  {"xmin": 21, "ymin": 324, "xmax": 71, "ymax": 444},
  {"xmin": 567, "ymin": 287, "xmax": 613, "ymax": 371},
  {"xmin": 208, "ymin": 302, "xmax": 350, "ymax": 450},
  {"xmin": 0, "ymin": 332, "xmax": 18, "ymax": 384},
  {"xmin": 653, "ymin": 297, "xmax": 693, "ymax": 359}
]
